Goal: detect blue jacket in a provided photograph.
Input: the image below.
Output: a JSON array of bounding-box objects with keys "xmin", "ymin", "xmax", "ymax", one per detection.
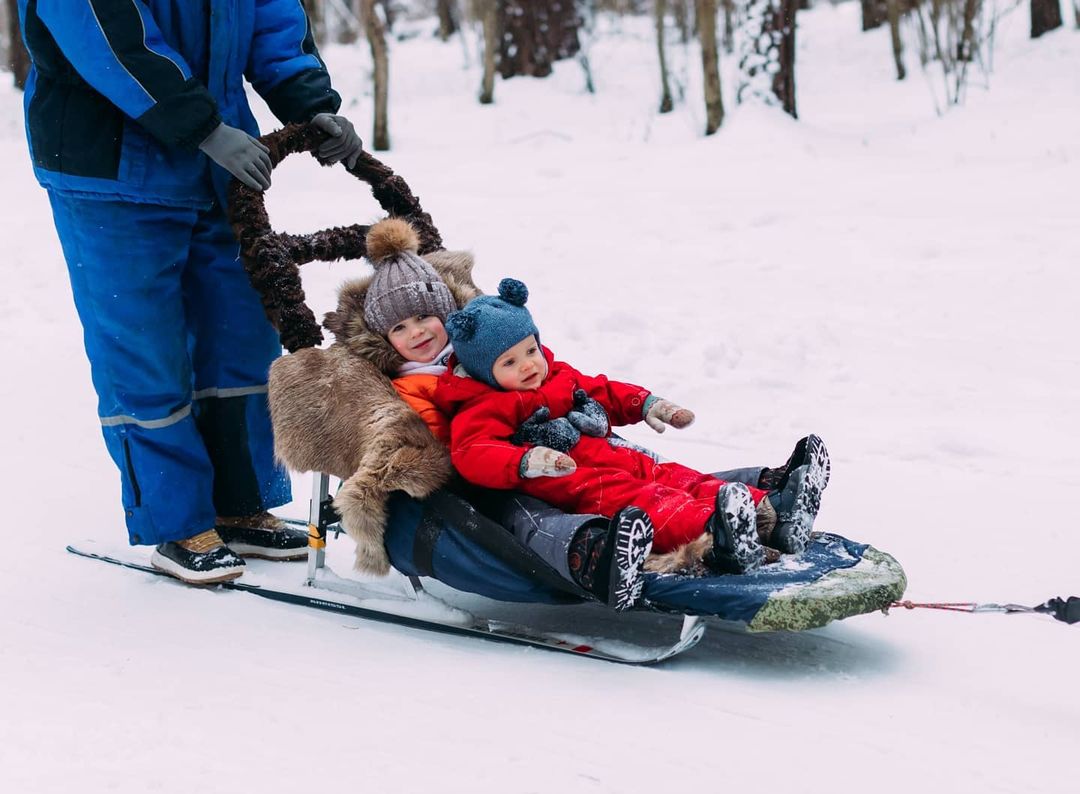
[{"xmin": 19, "ymin": 0, "xmax": 341, "ymax": 207}]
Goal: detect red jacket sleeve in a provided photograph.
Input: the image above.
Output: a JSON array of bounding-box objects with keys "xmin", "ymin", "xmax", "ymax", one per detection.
[
  {"xmin": 572, "ymin": 369, "xmax": 652, "ymax": 428},
  {"xmin": 448, "ymin": 398, "xmax": 528, "ymax": 491}
]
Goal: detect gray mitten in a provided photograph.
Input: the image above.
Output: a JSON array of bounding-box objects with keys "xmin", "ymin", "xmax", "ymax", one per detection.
[
  {"xmin": 311, "ymin": 113, "xmax": 364, "ymax": 168},
  {"xmin": 199, "ymin": 123, "xmax": 272, "ymax": 190},
  {"xmin": 511, "ymin": 407, "xmax": 581, "ymax": 453},
  {"xmin": 567, "ymin": 388, "xmax": 610, "ymax": 437}
]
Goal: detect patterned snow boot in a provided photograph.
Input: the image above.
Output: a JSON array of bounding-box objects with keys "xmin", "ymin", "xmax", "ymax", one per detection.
[
  {"xmin": 150, "ymin": 528, "xmax": 246, "ymax": 585},
  {"xmin": 216, "ymin": 512, "xmax": 309, "ymax": 561},
  {"xmin": 767, "ymin": 436, "xmax": 831, "ymax": 554},
  {"xmin": 569, "ymin": 507, "xmax": 654, "ymax": 611},
  {"xmin": 704, "ymin": 483, "xmax": 765, "ymax": 574},
  {"xmin": 757, "ymin": 434, "xmax": 832, "ymax": 493}
]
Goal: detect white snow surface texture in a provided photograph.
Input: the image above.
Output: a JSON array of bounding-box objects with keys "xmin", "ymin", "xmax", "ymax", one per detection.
[{"xmin": 2, "ymin": 6, "xmax": 1078, "ymax": 794}]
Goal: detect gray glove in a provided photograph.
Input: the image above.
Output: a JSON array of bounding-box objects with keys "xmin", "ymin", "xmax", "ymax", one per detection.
[
  {"xmin": 311, "ymin": 113, "xmax": 364, "ymax": 168},
  {"xmin": 198, "ymin": 123, "xmax": 272, "ymax": 190},
  {"xmin": 511, "ymin": 407, "xmax": 581, "ymax": 453},
  {"xmin": 567, "ymin": 388, "xmax": 609, "ymax": 437}
]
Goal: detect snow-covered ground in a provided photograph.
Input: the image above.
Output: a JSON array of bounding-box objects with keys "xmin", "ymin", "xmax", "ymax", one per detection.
[{"xmin": 2, "ymin": 5, "xmax": 1078, "ymax": 792}]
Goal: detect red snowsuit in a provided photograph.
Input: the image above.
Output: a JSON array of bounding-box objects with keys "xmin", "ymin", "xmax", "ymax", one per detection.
[{"xmin": 433, "ymin": 347, "xmax": 767, "ymax": 553}]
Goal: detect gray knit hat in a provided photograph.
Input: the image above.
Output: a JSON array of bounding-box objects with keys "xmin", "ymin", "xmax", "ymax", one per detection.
[{"xmin": 362, "ymin": 218, "xmax": 456, "ymax": 335}]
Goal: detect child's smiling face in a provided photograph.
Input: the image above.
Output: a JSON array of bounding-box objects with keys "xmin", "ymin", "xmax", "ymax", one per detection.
[
  {"xmin": 492, "ymin": 335, "xmax": 548, "ymax": 391},
  {"xmin": 387, "ymin": 314, "xmax": 449, "ymax": 363}
]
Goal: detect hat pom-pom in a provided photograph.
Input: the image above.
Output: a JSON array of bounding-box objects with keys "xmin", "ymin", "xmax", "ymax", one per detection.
[
  {"xmin": 498, "ymin": 278, "xmax": 528, "ymax": 307},
  {"xmin": 365, "ymin": 217, "xmax": 420, "ymax": 264},
  {"xmin": 446, "ymin": 310, "xmax": 476, "ymax": 341}
]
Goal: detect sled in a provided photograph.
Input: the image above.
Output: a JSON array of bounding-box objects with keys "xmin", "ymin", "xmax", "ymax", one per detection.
[{"xmin": 213, "ymin": 123, "xmax": 908, "ymax": 662}]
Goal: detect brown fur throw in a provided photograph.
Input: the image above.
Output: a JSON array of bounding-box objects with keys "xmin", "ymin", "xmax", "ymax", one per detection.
[{"xmin": 268, "ymin": 218, "xmax": 482, "ymax": 574}]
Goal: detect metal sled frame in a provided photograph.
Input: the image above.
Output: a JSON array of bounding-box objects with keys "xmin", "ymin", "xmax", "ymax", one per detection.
[{"xmin": 299, "ymin": 471, "xmax": 706, "ymax": 664}]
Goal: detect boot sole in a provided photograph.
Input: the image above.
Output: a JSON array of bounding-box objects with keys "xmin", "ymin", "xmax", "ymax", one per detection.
[
  {"xmin": 225, "ymin": 543, "xmax": 309, "ymax": 561},
  {"xmin": 149, "ymin": 550, "xmax": 245, "ymax": 585},
  {"xmin": 774, "ymin": 441, "xmax": 830, "ymax": 554},
  {"xmin": 609, "ymin": 508, "xmax": 654, "ymax": 611}
]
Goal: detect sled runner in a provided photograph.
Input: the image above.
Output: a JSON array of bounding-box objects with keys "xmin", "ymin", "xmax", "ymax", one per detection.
[{"xmin": 151, "ymin": 122, "xmax": 908, "ymax": 659}]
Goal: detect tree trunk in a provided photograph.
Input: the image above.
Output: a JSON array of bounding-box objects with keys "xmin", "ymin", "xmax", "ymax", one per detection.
[
  {"xmin": 362, "ymin": 0, "xmax": 390, "ymax": 150},
  {"xmin": 861, "ymin": 0, "xmax": 888, "ymax": 30},
  {"xmin": 437, "ymin": 0, "xmax": 459, "ymax": 40},
  {"xmin": 479, "ymin": 0, "xmax": 498, "ymax": 103},
  {"xmin": 722, "ymin": 0, "xmax": 735, "ymax": 53},
  {"xmin": 6, "ymin": 0, "xmax": 29, "ymax": 89},
  {"xmin": 696, "ymin": 0, "xmax": 724, "ymax": 134},
  {"xmin": 1074, "ymin": 0, "xmax": 1080, "ymax": 29},
  {"xmin": 771, "ymin": 0, "xmax": 797, "ymax": 118},
  {"xmin": 886, "ymin": 0, "xmax": 906, "ymax": 79},
  {"xmin": 1030, "ymin": 0, "xmax": 1063, "ymax": 37},
  {"xmin": 673, "ymin": 0, "xmax": 691, "ymax": 42},
  {"xmin": 498, "ymin": 0, "xmax": 582, "ymax": 79},
  {"xmin": 957, "ymin": 0, "xmax": 980, "ymax": 61},
  {"xmin": 656, "ymin": 0, "xmax": 674, "ymax": 112}
]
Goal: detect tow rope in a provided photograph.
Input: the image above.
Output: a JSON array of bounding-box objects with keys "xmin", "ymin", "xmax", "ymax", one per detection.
[{"xmin": 890, "ymin": 596, "xmax": 1080, "ymax": 624}]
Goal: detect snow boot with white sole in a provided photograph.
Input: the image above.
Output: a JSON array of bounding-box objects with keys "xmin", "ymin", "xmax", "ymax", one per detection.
[
  {"xmin": 150, "ymin": 529, "xmax": 246, "ymax": 585},
  {"xmin": 216, "ymin": 512, "xmax": 308, "ymax": 561}
]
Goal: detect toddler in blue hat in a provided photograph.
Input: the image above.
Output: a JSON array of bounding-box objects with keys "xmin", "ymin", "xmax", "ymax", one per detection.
[{"xmin": 434, "ymin": 279, "xmax": 831, "ymax": 592}]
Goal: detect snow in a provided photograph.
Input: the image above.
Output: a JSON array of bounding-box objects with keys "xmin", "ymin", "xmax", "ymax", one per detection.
[{"xmin": 2, "ymin": 5, "xmax": 1078, "ymax": 793}]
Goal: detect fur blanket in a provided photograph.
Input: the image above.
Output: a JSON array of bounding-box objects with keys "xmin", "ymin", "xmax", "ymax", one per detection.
[{"xmin": 268, "ymin": 221, "xmax": 481, "ymax": 574}]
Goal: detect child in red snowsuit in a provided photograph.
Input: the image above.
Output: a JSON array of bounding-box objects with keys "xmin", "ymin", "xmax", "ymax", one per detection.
[{"xmin": 434, "ymin": 279, "xmax": 830, "ymax": 576}]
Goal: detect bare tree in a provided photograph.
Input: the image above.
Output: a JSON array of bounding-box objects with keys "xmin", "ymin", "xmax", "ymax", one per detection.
[
  {"xmin": 736, "ymin": 0, "xmax": 798, "ymax": 118},
  {"xmin": 479, "ymin": 0, "xmax": 499, "ymax": 103},
  {"xmin": 1030, "ymin": 0, "xmax": 1063, "ymax": 36},
  {"xmin": 656, "ymin": 0, "xmax": 675, "ymax": 112},
  {"xmin": 498, "ymin": 1, "xmax": 582, "ymax": 79},
  {"xmin": 862, "ymin": 0, "xmax": 888, "ymax": 28},
  {"xmin": 886, "ymin": 0, "xmax": 906, "ymax": 79},
  {"xmin": 722, "ymin": 0, "xmax": 736, "ymax": 53},
  {"xmin": 362, "ymin": 0, "xmax": 390, "ymax": 150},
  {"xmin": 437, "ymin": 0, "xmax": 459, "ymax": 40},
  {"xmin": 1074, "ymin": 0, "xmax": 1080, "ymax": 28},
  {"xmin": 5, "ymin": 0, "xmax": 29, "ymax": 89},
  {"xmin": 697, "ymin": 0, "xmax": 724, "ymax": 134},
  {"xmin": 673, "ymin": 0, "xmax": 692, "ymax": 41}
]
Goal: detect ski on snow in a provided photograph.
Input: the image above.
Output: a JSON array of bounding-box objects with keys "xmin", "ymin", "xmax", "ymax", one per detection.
[{"xmin": 66, "ymin": 545, "xmax": 705, "ymax": 665}]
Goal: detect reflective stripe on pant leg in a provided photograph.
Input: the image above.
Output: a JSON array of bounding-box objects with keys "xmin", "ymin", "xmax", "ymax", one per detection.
[
  {"xmin": 184, "ymin": 202, "xmax": 290, "ymax": 516},
  {"xmin": 48, "ymin": 193, "xmax": 217, "ymax": 545}
]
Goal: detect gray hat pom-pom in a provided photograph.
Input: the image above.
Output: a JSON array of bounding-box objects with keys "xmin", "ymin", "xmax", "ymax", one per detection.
[
  {"xmin": 446, "ymin": 310, "xmax": 476, "ymax": 341},
  {"xmin": 497, "ymin": 278, "xmax": 529, "ymax": 307}
]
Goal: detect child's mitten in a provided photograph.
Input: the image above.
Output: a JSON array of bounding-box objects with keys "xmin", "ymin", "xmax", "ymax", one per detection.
[
  {"xmin": 643, "ymin": 397, "xmax": 695, "ymax": 433},
  {"xmin": 519, "ymin": 447, "xmax": 578, "ymax": 478},
  {"xmin": 567, "ymin": 388, "xmax": 610, "ymax": 437},
  {"xmin": 511, "ymin": 407, "xmax": 581, "ymax": 452}
]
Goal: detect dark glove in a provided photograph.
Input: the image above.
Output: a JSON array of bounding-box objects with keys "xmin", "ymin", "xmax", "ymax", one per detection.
[
  {"xmin": 311, "ymin": 113, "xmax": 364, "ymax": 168},
  {"xmin": 198, "ymin": 123, "xmax": 272, "ymax": 190},
  {"xmin": 511, "ymin": 407, "xmax": 581, "ymax": 453},
  {"xmin": 567, "ymin": 388, "xmax": 609, "ymax": 437}
]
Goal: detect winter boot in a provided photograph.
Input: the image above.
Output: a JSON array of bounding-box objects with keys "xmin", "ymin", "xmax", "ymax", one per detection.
[
  {"xmin": 768, "ymin": 437, "xmax": 831, "ymax": 554},
  {"xmin": 216, "ymin": 512, "xmax": 309, "ymax": 561},
  {"xmin": 568, "ymin": 507, "xmax": 654, "ymax": 611},
  {"xmin": 758, "ymin": 434, "xmax": 832, "ymax": 493},
  {"xmin": 704, "ymin": 483, "xmax": 765, "ymax": 574},
  {"xmin": 150, "ymin": 529, "xmax": 246, "ymax": 585}
]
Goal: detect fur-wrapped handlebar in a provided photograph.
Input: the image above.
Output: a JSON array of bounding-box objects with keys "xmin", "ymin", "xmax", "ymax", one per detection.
[{"xmin": 227, "ymin": 123, "xmax": 444, "ymax": 352}]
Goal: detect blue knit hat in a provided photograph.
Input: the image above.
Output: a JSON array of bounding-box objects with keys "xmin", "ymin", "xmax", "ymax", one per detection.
[{"xmin": 445, "ymin": 278, "xmax": 539, "ymax": 388}]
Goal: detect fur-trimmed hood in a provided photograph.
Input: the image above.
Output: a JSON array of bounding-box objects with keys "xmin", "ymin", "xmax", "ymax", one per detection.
[{"xmin": 324, "ymin": 247, "xmax": 482, "ymax": 376}]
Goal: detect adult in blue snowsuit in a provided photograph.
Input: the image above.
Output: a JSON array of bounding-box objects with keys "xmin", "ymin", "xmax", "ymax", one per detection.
[{"xmin": 18, "ymin": 0, "xmax": 363, "ymax": 584}]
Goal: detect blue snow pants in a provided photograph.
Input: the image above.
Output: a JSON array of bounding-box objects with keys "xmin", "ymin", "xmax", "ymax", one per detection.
[{"xmin": 48, "ymin": 193, "xmax": 291, "ymax": 546}]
